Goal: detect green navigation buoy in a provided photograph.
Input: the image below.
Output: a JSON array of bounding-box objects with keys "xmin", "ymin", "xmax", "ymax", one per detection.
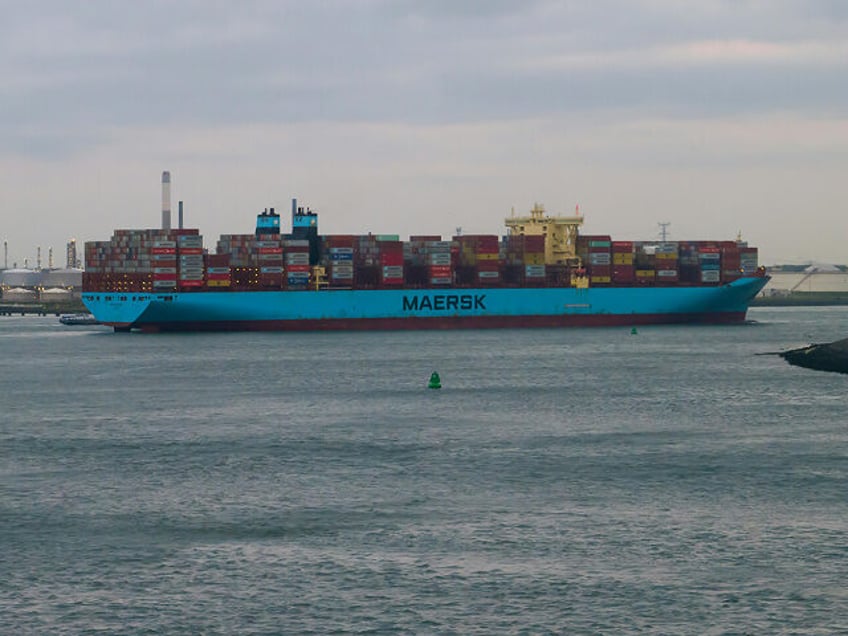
[
  {"xmin": 428, "ymin": 371, "xmax": 442, "ymax": 389},
  {"xmin": 631, "ymin": 327, "xmax": 638, "ymax": 335}
]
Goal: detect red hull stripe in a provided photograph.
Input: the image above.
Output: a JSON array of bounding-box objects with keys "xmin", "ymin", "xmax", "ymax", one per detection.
[{"xmin": 111, "ymin": 312, "xmax": 749, "ymax": 333}]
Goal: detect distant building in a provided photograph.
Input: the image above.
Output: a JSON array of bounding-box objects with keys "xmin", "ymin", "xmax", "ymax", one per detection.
[{"xmin": 66, "ymin": 239, "xmax": 80, "ymax": 269}]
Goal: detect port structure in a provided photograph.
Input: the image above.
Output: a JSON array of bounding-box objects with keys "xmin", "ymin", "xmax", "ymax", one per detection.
[{"xmin": 505, "ymin": 203, "xmax": 583, "ymax": 265}]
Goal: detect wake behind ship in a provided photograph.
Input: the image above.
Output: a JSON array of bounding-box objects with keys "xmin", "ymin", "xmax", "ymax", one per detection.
[{"xmin": 82, "ymin": 196, "xmax": 769, "ymax": 332}]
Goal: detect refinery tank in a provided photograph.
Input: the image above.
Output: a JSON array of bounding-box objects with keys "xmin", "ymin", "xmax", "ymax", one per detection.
[
  {"xmin": 41, "ymin": 287, "xmax": 73, "ymax": 301},
  {"xmin": 41, "ymin": 267, "xmax": 84, "ymax": 288},
  {"xmin": 0, "ymin": 268, "xmax": 41, "ymax": 288},
  {"xmin": 2, "ymin": 287, "xmax": 38, "ymax": 302}
]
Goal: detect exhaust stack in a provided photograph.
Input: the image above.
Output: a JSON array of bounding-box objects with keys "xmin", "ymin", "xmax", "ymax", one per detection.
[{"xmin": 161, "ymin": 171, "xmax": 171, "ymax": 230}]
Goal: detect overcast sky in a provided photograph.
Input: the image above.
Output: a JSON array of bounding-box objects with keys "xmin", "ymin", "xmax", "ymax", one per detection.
[{"xmin": 2, "ymin": 0, "xmax": 847, "ymax": 267}]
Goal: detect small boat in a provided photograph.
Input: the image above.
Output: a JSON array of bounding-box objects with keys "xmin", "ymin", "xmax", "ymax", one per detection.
[{"xmin": 59, "ymin": 312, "xmax": 101, "ymax": 326}]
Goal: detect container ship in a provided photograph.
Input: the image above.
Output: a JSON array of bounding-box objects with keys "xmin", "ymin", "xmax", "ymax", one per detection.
[{"xmin": 82, "ymin": 199, "xmax": 769, "ymax": 332}]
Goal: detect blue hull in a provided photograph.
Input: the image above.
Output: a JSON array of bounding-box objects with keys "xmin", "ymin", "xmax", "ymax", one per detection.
[{"xmin": 82, "ymin": 276, "xmax": 769, "ymax": 332}]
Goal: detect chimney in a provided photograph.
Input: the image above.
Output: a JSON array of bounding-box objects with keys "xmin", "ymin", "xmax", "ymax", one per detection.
[
  {"xmin": 178, "ymin": 200, "xmax": 184, "ymax": 229},
  {"xmin": 162, "ymin": 171, "xmax": 171, "ymax": 230}
]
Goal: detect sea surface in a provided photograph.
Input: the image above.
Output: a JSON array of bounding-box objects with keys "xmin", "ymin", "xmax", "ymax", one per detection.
[{"xmin": 1, "ymin": 307, "xmax": 847, "ymax": 635}]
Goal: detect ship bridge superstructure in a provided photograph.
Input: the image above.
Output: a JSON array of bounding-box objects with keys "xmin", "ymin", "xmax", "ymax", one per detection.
[{"xmin": 505, "ymin": 203, "xmax": 583, "ymax": 265}]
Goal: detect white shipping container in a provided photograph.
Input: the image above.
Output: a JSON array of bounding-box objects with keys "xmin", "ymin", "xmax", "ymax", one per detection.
[
  {"xmin": 525, "ymin": 265, "xmax": 546, "ymax": 277},
  {"xmin": 656, "ymin": 269, "xmax": 678, "ymax": 277},
  {"xmin": 430, "ymin": 277, "xmax": 452, "ymax": 285},
  {"xmin": 701, "ymin": 270, "xmax": 721, "ymax": 282},
  {"xmin": 428, "ymin": 253, "xmax": 452, "ymax": 265}
]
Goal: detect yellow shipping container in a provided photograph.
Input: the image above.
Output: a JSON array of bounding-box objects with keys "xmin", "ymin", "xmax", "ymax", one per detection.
[
  {"xmin": 655, "ymin": 253, "xmax": 678, "ymax": 260},
  {"xmin": 613, "ymin": 253, "xmax": 634, "ymax": 265},
  {"xmin": 590, "ymin": 276, "xmax": 611, "ymax": 283},
  {"xmin": 206, "ymin": 279, "xmax": 231, "ymax": 287},
  {"xmin": 523, "ymin": 254, "xmax": 546, "ymax": 265},
  {"xmin": 476, "ymin": 253, "xmax": 500, "ymax": 261},
  {"xmin": 635, "ymin": 270, "xmax": 656, "ymax": 278}
]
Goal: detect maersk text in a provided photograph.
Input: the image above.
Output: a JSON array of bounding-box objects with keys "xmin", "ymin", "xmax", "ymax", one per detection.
[{"xmin": 402, "ymin": 294, "xmax": 487, "ymax": 311}]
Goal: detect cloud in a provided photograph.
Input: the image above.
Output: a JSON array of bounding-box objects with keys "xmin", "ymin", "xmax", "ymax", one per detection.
[{"xmin": 2, "ymin": 1, "xmax": 848, "ymax": 263}]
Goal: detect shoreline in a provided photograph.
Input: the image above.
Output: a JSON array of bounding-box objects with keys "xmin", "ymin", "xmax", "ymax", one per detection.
[{"xmin": 752, "ymin": 292, "xmax": 848, "ymax": 307}]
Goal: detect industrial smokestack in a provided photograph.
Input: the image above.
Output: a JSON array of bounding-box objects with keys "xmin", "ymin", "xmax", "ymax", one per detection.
[
  {"xmin": 178, "ymin": 200, "xmax": 184, "ymax": 229},
  {"xmin": 37, "ymin": 246, "xmax": 42, "ymax": 270},
  {"xmin": 48, "ymin": 247, "xmax": 54, "ymax": 269},
  {"xmin": 162, "ymin": 171, "xmax": 172, "ymax": 231}
]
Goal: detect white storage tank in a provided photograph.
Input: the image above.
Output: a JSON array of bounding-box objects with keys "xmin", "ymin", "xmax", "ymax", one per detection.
[{"xmin": 1, "ymin": 268, "xmax": 40, "ymax": 288}]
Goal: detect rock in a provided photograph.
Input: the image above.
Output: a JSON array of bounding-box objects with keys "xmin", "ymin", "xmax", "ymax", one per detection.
[{"xmin": 780, "ymin": 337, "xmax": 848, "ymax": 374}]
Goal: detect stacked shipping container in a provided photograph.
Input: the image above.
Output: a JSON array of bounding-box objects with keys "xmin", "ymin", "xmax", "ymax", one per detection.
[
  {"xmin": 503, "ymin": 235, "xmax": 546, "ymax": 285},
  {"xmin": 577, "ymin": 235, "xmax": 612, "ymax": 286},
  {"xmin": 84, "ymin": 228, "xmax": 201, "ymax": 293},
  {"xmin": 612, "ymin": 241, "xmax": 634, "ymax": 284},
  {"xmin": 85, "ymin": 220, "xmax": 760, "ymax": 294},
  {"xmin": 285, "ymin": 239, "xmax": 310, "ymax": 288},
  {"xmin": 178, "ymin": 233, "xmax": 204, "ymax": 289},
  {"xmin": 655, "ymin": 243, "xmax": 679, "ymax": 284},
  {"xmin": 455, "ymin": 235, "xmax": 500, "ymax": 286}
]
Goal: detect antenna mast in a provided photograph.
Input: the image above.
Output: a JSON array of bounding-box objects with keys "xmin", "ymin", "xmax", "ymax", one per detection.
[{"xmin": 658, "ymin": 222, "xmax": 671, "ymax": 244}]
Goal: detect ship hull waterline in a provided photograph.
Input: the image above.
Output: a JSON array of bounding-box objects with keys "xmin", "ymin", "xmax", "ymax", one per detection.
[{"xmin": 83, "ymin": 275, "xmax": 769, "ymax": 333}]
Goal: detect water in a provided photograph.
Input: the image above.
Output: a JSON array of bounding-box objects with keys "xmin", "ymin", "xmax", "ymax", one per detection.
[{"xmin": 2, "ymin": 308, "xmax": 847, "ymax": 634}]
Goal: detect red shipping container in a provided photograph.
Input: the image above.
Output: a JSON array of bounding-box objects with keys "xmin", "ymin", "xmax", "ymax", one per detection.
[
  {"xmin": 178, "ymin": 247, "xmax": 203, "ymax": 255},
  {"xmin": 206, "ymin": 254, "xmax": 230, "ymax": 267},
  {"xmin": 380, "ymin": 253, "xmax": 404, "ymax": 266}
]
